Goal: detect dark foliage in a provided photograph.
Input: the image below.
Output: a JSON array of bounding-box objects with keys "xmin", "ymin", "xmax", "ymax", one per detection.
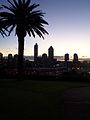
[{"xmin": 0, "ymin": 0, "xmax": 48, "ymax": 80}]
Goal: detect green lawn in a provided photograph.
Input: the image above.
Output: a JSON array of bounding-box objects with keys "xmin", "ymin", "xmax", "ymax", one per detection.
[{"xmin": 0, "ymin": 79, "xmax": 90, "ymax": 120}]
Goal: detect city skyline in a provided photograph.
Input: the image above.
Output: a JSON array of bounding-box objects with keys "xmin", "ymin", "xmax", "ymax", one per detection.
[
  {"xmin": 0, "ymin": 0, "xmax": 90, "ymax": 58},
  {"xmin": 0, "ymin": 43, "xmax": 84, "ymax": 62}
]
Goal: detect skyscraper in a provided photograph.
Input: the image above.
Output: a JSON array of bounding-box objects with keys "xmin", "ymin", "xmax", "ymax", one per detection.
[
  {"xmin": 73, "ymin": 53, "xmax": 78, "ymax": 62},
  {"xmin": 0, "ymin": 52, "xmax": 3, "ymax": 60},
  {"xmin": 65, "ymin": 53, "xmax": 69, "ymax": 61},
  {"xmin": 48, "ymin": 46, "xmax": 54, "ymax": 60},
  {"xmin": 8, "ymin": 54, "xmax": 12, "ymax": 60},
  {"xmin": 8, "ymin": 54, "xmax": 13, "ymax": 63},
  {"xmin": 34, "ymin": 43, "xmax": 38, "ymax": 61}
]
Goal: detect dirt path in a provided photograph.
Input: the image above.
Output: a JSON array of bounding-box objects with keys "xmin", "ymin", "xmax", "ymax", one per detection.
[{"xmin": 63, "ymin": 87, "xmax": 90, "ymax": 120}]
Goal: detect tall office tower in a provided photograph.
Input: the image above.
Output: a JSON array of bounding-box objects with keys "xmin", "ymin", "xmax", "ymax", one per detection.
[
  {"xmin": 48, "ymin": 46, "xmax": 54, "ymax": 60},
  {"xmin": 65, "ymin": 53, "xmax": 69, "ymax": 61},
  {"xmin": 73, "ymin": 53, "xmax": 78, "ymax": 62},
  {"xmin": 14, "ymin": 54, "xmax": 18, "ymax": 67},
  {"xmin": 14, "ymin": 54, "xmax": 18, "ymax": 61},
  {"xmin": 8, "ymin": 54, "xmax": 12, "ymax": 60},
  {"xmin": 8, "ymin": 54, "xmax": 13, "ymax": 63},
  {"xmin": 0, "ymin": 53, "xmax": 3, "ymax": 60},
  {"xmin": 34, "ymin": 43, "xmax": 38, "ymax": 61}
]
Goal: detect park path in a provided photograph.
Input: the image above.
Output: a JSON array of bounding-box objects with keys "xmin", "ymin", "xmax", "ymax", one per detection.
[{"xmin": 63, "ymin": 87, "xmax": 90, "ymax": 120}]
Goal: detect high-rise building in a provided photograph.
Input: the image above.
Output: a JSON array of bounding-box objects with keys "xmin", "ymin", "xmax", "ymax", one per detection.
[
  {"xmin": 14, "ymin": 54, "xmax": 18, "ymax": 67},
  {"xmin": 34, "ymin": 43, "xmax": 38, "ymax": 61},
  {"xmin": 65, "ymin": 53, "xmax": 69, "ymax": 61},
  {"xmin": 73, "ymin": 53, "xmax": 78, "ymax": 62},
  {"xmin": 14, "ymin": 54, "xmax": 18, "ymax": 61},
  {"xmin": 8, "ymin": 54, "xmax": 12, "ymax": 60},
  {"xmin": 48, "ymin": 46, "xmax": 54, "ymax": 60},
  {"xmin": 0, "ymin": 52, "xmax": 3, "ymax": 60},
  {"xmin": 8, "ymin": 54, "xmax": 13, "ymax": 63}
]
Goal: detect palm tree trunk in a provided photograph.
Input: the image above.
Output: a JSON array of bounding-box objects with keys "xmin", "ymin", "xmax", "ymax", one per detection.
[{"xmin": 18, "ymin": 36, "xmax": 24, "ymax": 80}]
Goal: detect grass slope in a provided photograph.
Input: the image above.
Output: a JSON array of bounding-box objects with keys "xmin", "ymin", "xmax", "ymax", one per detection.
[{"xmin": 0, "ymin": 79, "xmax": 89, "ymax": 120}]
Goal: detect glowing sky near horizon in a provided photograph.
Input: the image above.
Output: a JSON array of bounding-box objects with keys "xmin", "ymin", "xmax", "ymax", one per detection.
[{"xmin": 0, "ymin": 0, "xmax": 90, "ymax": 58}]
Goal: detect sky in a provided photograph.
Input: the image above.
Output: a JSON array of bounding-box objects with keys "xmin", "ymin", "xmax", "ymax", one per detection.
[{"xmin": 0, "ymin": 0, "xmax": 90, "ymax": 58}]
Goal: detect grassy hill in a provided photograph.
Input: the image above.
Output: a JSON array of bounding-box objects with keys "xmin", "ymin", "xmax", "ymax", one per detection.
[{"xmin": 0, "ymin": 79, "xmax": 90, "ymax": 120}]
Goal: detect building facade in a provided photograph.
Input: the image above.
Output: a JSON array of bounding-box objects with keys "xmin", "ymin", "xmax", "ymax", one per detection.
[
  {"xmin": 48, "ymin": 46, "xmax": 54, "ymax": 60},
  {"xmin": 34, "ymin": 43, "xmax": 38, "ymax": 61}
]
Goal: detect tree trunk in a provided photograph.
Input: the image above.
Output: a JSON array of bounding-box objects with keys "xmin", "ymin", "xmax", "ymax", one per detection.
[{"xmin": 18, "ymin": 36, "xmax": 24, "ymax": 80}]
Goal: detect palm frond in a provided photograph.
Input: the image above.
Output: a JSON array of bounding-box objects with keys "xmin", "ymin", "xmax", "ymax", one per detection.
[
  {"xmin": 18, "ymin": 0, "xmax": 22, "ymax": 6},
  {"xmin": 37, "ymin": 26, "xmax": 49, "ymax": 35},
  {"xmin": 0, "ymin": 7, "xmax": 2, "ymax": 9},
  {"xmin": 23, "ymin": 0, "xmax": 25, "ymax": 4},
  {"xmin": 30, "ymin": 28, "xmax": 35, "ymax": 38},
  {"xmin": 13, "ymin": 0, "xmax": 19, "ymax": 7},
  {"xmin": 34, "ymin": 28, "xmax": 44, "ymax": 39},
  {"xmin": 0, "ymin": 31, "xmax": 5, "ymax": 37},
  {"xmin": 0, "ymin": 0, "xmax": 48, "ymax": 38},
  {"xmin": 2, "ymin": 5, "xmax": 10, "ymax": 11},
  {"xmin": 30, "ymin": 10, "xmax": 44, "ymax": 17},
  {"xmin": 27, "ymin": 29, "xmax": 31, "ymax": 36},
  {"xmin": 28, "ymin": 3, "xmax": 39, "ymax": 12},
  {"xmin": 39, "ymin": 18, "xmax": 49, "ymax": 25},
  {"xmin": 7, "ymin": 0, "xmax": 16, "ymax": 9},
  {"xmin": 0, "ymin": 12, "xmax": 14, "ymax": 18},
  {"xmin": 2, "ymin": 30, "xmax": 7, "ymax": 37},
  {"xmin": 25, "ymin": 0, "xmax": 31, "ymax": 7},
  {"xmin": 0, "ymin": 19, "xmax": 8, "ymax": 37},
  {"xmin": 2, "ymin": 5, "xmax": 16, "ymax": 14},
  {"xmin": 8, "ymin": 25, "xmax": 15, "ymax": 36}
]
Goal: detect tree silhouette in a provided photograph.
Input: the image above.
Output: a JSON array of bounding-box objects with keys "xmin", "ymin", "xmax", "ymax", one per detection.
[
  {"xmin": 0, "ymin": 0, "xmax": 48, "ymax": 80},
  {"xmin": 0, "ymin": 19, "xmax": 7, "ymax": 37},
  {"xmin": 0, "ymin": 7, "xmax": 7, "ymax": 37}
]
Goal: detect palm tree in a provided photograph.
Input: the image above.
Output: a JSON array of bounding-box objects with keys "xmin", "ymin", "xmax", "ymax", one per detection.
[
  {"xmin": 0, "ymin": 0, "xmax": 48, "ymax": 79},
  {"xmin": 0, "ymin": 7, "xmax": 7, "ymax": 37},
  {"xmin": 0, "ymin": 19, "xmax": 7, "ymax": 37}
]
